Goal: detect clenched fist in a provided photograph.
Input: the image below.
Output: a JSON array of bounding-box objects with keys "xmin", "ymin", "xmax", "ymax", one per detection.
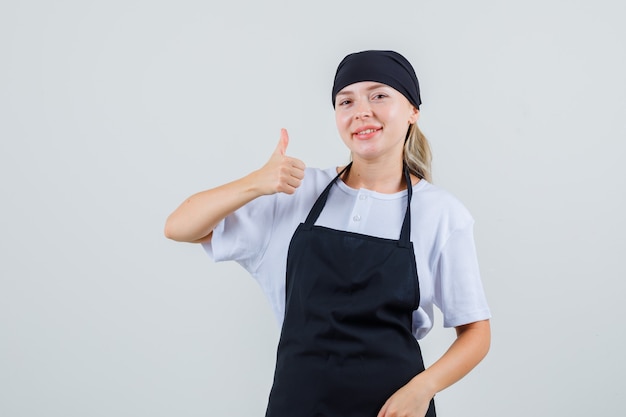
[{"xmin": 254, "ymin": 128, "xmax": 306, "ymax": 195}]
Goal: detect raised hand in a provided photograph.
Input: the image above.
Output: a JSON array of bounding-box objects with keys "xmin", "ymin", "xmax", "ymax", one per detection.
[
  {"xmin": 254, "ymin": 128, "xmax": 306, "ymax": 195},
  {"xmin": 164, "ymin": 128, "xmax": 306, "ymax": 242}
]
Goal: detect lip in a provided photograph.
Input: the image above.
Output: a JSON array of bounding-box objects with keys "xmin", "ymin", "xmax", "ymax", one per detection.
[{"xmin": 353, "ymin": 125, "xmax": 382, "ymax": 139}]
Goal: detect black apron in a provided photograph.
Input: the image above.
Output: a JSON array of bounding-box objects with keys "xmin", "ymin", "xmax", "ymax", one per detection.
[{"xmin": 265, "ymin": 164, "xmax": 436, "ymax": 417}]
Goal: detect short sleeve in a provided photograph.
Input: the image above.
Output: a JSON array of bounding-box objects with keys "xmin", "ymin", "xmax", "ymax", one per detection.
[
  {"xmin": 202, "ymin": 194, "xmax": 278, "ymax": 274},
  {"xmin": 434, "ymin": 222, "xmax": 491, "ymax": 328}
]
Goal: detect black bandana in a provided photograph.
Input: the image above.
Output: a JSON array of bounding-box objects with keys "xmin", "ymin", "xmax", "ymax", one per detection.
[{"xmin": 331, "ymin": 50, "xmax": 421, "ymax": 109}]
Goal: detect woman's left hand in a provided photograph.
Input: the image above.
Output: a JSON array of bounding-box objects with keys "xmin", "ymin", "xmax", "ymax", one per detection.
[
  {"xmin": 377, "ymin": 376, "xmax": 434, "ymax": 417},
  {"xmin": 377, "ymin": 319, "xmax": 491, "ymax": 417}
]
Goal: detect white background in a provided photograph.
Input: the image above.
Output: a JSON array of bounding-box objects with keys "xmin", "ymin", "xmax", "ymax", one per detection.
[{"xmin": 1, "ymin": 1, "xmax": 625, "ymax": 416}]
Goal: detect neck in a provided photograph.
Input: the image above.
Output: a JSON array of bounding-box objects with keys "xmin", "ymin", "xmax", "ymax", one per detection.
[{"xmin": 340, "ymin": 156, "xmax": 415, "ymax": 194}]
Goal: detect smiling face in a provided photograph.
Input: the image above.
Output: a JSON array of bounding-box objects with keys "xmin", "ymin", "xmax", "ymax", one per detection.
[{"xmin": 334, "ymin": 81, "xmax": 419, "ymax": 164}]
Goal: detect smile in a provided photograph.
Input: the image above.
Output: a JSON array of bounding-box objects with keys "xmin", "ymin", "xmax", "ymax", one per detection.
[{"xmin": 354, "ymin": 127, "xmax": 382, "ymax": 136}]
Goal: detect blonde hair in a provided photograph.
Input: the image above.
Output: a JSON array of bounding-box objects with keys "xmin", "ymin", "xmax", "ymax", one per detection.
[{"xmin": 403, "ymin": 123, "xmax": 432, "ymax": 182}]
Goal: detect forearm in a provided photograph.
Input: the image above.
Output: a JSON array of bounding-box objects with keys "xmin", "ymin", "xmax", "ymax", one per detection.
[
  {"xmin": 164, "ymin": 172, "xmax": 264, "ymax": 243},
  {"xmin": 412, "ymin": 319, "xmax": 491, "ymax": 395},
  {"xmin": 164, "ymin": 130, "xmax": 306, "ymax": 243}
]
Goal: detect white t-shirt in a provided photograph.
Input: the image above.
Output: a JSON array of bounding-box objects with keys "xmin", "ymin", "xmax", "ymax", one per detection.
[{"xmin": 203, "ymin": 167, "xmax": 491, "ymax": 340}]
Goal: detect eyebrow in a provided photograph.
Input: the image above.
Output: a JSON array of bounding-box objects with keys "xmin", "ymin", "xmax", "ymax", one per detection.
[{"xmin": 336, "ymin": 82, "xmax": 390, "ymax": 97}]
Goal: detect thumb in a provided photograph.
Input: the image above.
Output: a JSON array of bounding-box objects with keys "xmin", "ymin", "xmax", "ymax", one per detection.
[{"xmin": 274, "ymin": 128, "xmax": 289, "ymax": 156}]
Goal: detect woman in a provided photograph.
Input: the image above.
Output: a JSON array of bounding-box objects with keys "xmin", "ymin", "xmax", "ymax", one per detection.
[{"xmin": 165, "ymin": 50, "xmax": 491, "ymax": 417}]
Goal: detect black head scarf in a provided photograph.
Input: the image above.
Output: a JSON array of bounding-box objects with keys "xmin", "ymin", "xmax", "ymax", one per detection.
[{"xmin": 331, "ymin": 50, "xmax": 421, "ymax": 109}]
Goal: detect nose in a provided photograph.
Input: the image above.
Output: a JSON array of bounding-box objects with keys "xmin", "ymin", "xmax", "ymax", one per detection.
[{"xmin": 354, "ymin": 101, "xmax": 372, "ymax": 119}]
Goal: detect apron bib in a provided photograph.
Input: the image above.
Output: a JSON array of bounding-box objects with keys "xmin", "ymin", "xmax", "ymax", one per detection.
[{"xmin": 266, "ymin": 164, "xmax": 436, "ymax": 417}]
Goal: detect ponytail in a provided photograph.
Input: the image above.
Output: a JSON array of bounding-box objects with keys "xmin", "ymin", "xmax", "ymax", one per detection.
[{"xmin": 403, "ymin": 123, "xmax": 432, "ymax": 183}]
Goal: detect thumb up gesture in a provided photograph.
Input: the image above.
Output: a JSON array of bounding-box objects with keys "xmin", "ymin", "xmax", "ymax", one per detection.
[{"xmin": 255, "ymin": 128, "xmax": 306, "ymax": 195}]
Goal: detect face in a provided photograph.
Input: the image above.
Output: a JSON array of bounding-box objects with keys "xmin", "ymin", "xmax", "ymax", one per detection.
[{"xmin": 334, "ymin": 81, "xmax": 419, "ymax": 163}]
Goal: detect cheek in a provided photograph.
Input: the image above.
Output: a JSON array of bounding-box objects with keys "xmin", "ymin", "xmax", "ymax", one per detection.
[
  {"xmin": 335, "ymin": 114, "xmax": 353, "ymax": 144},
  {"xmin": 335, "ymin": 112, "xmax": 351, "ymax": 130},
  {"xmin": 385, "ymin": 106, "xmax": 402, "ymax": 120},
  {"xmin": 385, "ymin": 107, "xmax": 410, "ymax": 129}
]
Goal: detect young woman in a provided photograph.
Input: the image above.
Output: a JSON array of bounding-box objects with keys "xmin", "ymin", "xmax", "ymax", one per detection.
[{"xmin": 165, "ymin": 50, "xmax": 491, "ymax": 417}]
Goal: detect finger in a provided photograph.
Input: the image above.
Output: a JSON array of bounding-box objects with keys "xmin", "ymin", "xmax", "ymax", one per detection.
[
  {"xmin": 285, "ymin": 175, "xmax": 303, "ymax": 189},
  {"xmin": 290, "ymin": 164, "xmax": 305, "ymax": 180},
  {"xmin": 280, "ymin": 178, "xmax": 300, "ymax": 194},
  {"xmin": 289, "ymin": 157, "xmax": 306, "ymax": 172},
  {"xmin": 291, "ymin": 170, "xmax": 305, "ymax": 181},
  {"xmin": 274, "ymin": 128, "xmax": 289, "ymax": 156},
  {"xmin": 281, "ymin": 158, "xmax": 305, "ymax": 179}
]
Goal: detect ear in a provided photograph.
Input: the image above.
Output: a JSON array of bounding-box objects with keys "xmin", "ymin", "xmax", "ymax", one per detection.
[{"xmin": 408, "ymin": 107, "xmax": 420, "ymax": 124}]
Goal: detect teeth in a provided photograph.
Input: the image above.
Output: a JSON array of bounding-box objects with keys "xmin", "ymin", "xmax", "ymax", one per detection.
[{"xmin": 358, "ymin": 129, "xmax": 377, "ymax": 135}]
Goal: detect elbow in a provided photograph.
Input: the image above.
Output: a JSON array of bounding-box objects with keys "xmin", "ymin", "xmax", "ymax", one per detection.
[
  {"xmin": 164, "ymin": 215, "xmax": 183, "ymax": 241},
  {"xmin": 164, "ymin": 215, "xmax": 211, "ymax": 243},
  {"xmin": 163, "ymin": 224, "xmax": 174, "ymax": 240},
  {"xmin": 163, "ymin": 220, "xmax": 176, "ymax": 241}
]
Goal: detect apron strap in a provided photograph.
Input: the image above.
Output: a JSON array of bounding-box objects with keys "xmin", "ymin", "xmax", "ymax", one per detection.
[
  {"xmin": 399, "ymin": 165, "xmax": 413, "ymax": 248},
  {"xmin": 303, "ymin": 163, "xmax": 352, "ymax": 229},
  {"xmin": 303, "ymin": 162, "xmax": 414, "ymax": 248}
]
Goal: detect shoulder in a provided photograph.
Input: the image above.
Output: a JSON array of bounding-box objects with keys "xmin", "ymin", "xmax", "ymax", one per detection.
[
  {"xmin": 412, "ymin": 180, "xmax": 474, "ymax": 230},
  {"xmin": 303, "ymin": 166, "xmax": 337, "ymax": 184}
]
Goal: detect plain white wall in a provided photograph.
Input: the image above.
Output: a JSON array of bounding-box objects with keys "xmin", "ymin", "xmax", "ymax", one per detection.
[{"xmin": 1, "ymin": 1, "xmax": 624, "ymax": 416}]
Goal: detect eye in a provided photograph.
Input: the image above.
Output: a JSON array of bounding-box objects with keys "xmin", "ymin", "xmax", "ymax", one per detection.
[
  {"xmin": 338, "ymin": 99, "xmax": 352, "ymax": 106},
  {"xmin": 372, "ymin": 93, "xmax": 388, "ymax": 100}
]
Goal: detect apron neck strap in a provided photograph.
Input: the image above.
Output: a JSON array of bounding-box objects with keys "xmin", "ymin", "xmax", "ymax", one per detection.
[
  {"xmin": 303, "ymin": 163, "xmax": 352, "ymax": 228},
  {"xmin": 399, "ymin": 165, "xmax": 413, "ymax": 248},
  {"xmin": 304, "ymin": 162, "xmax": 414, "ymax": 247}
]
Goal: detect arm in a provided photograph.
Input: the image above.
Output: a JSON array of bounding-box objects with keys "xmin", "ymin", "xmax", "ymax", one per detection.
[
  {"xmin": 378, "ymin": 319, "xmax": 491, "ymax": 417},
  {"xmin": 164, "ymin": 129, "xmax": 305, "ymax": 243}
]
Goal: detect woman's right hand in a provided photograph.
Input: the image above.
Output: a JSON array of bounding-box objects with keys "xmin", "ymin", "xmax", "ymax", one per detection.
[
  {"xmin": 252, "ymin": 128, "xmax": 306, "ymax": 196},
  {"xmin": 164, "ymin": 128, "xmax": 305, "ymax": 243}
]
